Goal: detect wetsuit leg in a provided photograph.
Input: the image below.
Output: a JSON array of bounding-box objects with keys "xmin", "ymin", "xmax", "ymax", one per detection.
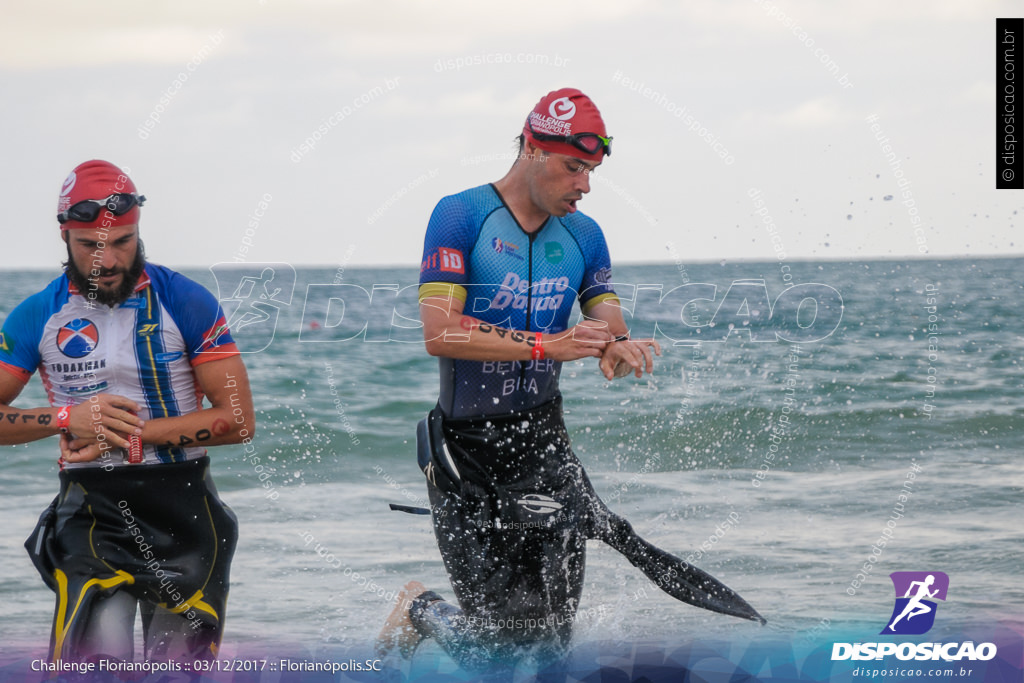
[
  {"xmin": 53, "ymin": 589, "xmax": 137, "ymax": 662},
  {"xmin": 28, "ymin": 459, "xmax": 237, "ymax": 665},
  {"xmin": 407, "ymin": 589, "xmax": 494, "ymax": 672},
  {"xmin": 139, "ymin": 603, "xmax": 222, "ymax": 661},
  {"xmin": 415, "ymin": 480, "xmax": 587, "ymax": 668}
]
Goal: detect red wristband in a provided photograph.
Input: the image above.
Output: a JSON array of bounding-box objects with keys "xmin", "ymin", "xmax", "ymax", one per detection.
[
  {"xmin": 531, "ymin": 332, "xmax": 545, "ymax": 360},
  {"xmin": 55, "ymin": 406, "xmax": 70, "ymax": 433}
]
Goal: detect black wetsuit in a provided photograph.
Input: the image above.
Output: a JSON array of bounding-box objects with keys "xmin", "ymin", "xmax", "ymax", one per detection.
[
  {"xmin": 414, "ymin": 185, "xmax": 618, "ymax": 668},
  {"xmin": 413, "ymin": 398, "xmax": 596, "ymax": 668},
  {"xmin": 26, "ymin": 457, "xmax": 237, "ymax": 663}
]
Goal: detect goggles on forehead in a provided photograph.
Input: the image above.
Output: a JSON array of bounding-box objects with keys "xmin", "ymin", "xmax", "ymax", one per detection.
[
  {"xmin": 58, "ymin": 193, "xmax": 146, "ymax": 225},
  {"xmin": 527, "ymin": 120, "xmax": 612, "ymax": 157}
]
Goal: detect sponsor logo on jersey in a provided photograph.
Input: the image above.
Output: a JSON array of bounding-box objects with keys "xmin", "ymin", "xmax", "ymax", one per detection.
[
  {"xmin": 422, "ymin": 247, "xmax": 466, "ymax": 275},
  {"xmin": 56, "ymin": 319, "xmax": 99, "ymax": 359},
  {"xmin": 199, "ymin": 318, "xmax": 231, "ymax": 353},
  {"xmin": 49, "ymin": 359, "xmax": 107, "ymax": 374},
  {"xmin": 120, "ymin": 297, "xmax": 145, "ymax": 309},
  {"xmin": 66, "ymin": 381, "xmax": 109, "ymax": 395},
  {"xmin": 544, "ymin": 242, "xmax": 564, "ymax": 264},
  {"xmin": 438, "ymin": 247, "xmax": 465, "ymax": 273},
  {"xmin": 137, "ymin": 323, "xmax": 160, "ymax": 336},
  {"xmin": 155, "ymin": 351, "xmax": 184, "ymax": 363},
  {"xmin": 492, "ymin": 237, "xmax": 523, "ymax": 261},
  {"xmin": 0, "ymin": 331, "xmax": 9, "ymax": 352},
  {"xmin": 490, "ymin": 272, "xmax": 571, "ymax": 312},
  {"xmin": 594, "ymin": 266, "xmax": 612, "ymax": 284}
]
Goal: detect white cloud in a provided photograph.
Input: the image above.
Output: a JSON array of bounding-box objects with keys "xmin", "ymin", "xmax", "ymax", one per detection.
[
  {"xmin": 775, "ymin": 97, "xmax": 850, "ymax": 127},
  {"xmin": 1, "ymin": 0, "xmax": 1021, "ymax": 268},
  {"xmin": 0, "ymin": 24, "xmax": 231, "ymax": 69}
]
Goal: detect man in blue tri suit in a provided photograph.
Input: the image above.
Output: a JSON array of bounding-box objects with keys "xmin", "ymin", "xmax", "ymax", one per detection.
[
  {"xmin": 377, "ymin": 88, "xmax": 660, "ymax": 669},
  {"xmin": 0, "ymin": 160, "xmax": 255, "ymax": 665}
]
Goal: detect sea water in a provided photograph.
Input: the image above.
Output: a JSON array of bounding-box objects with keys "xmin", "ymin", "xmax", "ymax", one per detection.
[{"xmin": 0, "ymin": 259, "xmax": 1020, "ymax": 674}]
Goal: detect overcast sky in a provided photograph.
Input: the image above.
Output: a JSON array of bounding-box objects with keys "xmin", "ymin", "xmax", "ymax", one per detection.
[{"xmin": 1, "ymin": 0, "xmax": 1020, "ymax": 270}]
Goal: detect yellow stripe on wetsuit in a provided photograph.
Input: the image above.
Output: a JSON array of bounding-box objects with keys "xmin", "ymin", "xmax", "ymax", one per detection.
[
  {"xmin": 51, "ymin": 569, "xmax": 135, "ymax": 663},
  {"xmin": 418, "ymin": 281, "xmax": 619, "ymax": 313}
]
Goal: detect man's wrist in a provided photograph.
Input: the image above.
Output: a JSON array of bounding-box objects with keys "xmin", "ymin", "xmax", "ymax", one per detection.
[
  {"xmin": 531, "ymin": 332, "xmax": 545, "ymax": 360},
  {"xmin": 55, "ymin": 406, "xmax": 71, "ymax": 433}
]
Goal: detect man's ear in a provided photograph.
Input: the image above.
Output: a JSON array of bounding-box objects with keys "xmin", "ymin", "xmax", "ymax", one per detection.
[{"xmin": 524, "ymin": 137, "xmax": 543, "ymax": 158}]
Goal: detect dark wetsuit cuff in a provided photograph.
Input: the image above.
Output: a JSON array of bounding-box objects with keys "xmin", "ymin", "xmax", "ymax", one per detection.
[{"xmin": 409, "ymin": 591, "xmax": 445, "ymax": 629}]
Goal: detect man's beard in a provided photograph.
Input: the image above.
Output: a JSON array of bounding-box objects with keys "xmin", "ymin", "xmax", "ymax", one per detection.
[{"xmin": 63, "ymin": 241, "xmax": 147, "ymax": 307}]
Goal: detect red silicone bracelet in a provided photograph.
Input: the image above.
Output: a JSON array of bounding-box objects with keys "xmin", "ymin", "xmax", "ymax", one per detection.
[{"xmin": 55, "ymin": 406, "xmax": 70, "ymax": 432}]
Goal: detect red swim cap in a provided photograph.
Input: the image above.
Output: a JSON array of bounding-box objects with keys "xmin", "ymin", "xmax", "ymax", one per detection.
[
  {"xmin": 57, "ymin": 160, "xmax": 142, "ymax": 230},
  {"xmin": 523, "ymin": 88, "xmax": 609, "ymax": 161}
]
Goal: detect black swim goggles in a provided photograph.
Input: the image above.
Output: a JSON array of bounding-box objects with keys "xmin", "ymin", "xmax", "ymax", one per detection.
[
  {"xmin": 527, "ymin": 120, "xmax": 612, "ymax": 157},
  {"xmin": 57, "ymin": 193, "xmax": 146, "ymax": 225}
]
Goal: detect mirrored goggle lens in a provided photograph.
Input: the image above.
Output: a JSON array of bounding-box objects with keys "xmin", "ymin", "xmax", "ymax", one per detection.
[
  {"xmin": 65, "ymin": 202, "xmax": 104, "ymax": 223},
  {"xmin": 59, "ymin": 194, "xmax": 144, "ymax": 224},
  {"xmin": 572, "ymin": 134, "xmax": 611, "ymax": 155},
  {"xmin": 572, "ymin": 134, "xmax": 602, "ymax": 153},
  {"xmin": 103, "ymin": 193, "xmax": 141, "ymax": 214}
]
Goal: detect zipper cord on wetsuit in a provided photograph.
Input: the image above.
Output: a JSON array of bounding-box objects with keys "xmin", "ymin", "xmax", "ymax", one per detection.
[
  {"xmin": 525, "ymin": 231, "xmax": 537, "ymax": 334},
  {"xmin": 488, "ymin": 184, "xmax": 543, "ymax": 390},
  {"xmin": 521, "ymin": 230, "xmax": 539, "ymax": 387}
]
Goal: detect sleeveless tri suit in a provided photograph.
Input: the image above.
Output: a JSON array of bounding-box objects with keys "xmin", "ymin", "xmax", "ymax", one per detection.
[
  {"xmin": 0, "ymin": 264, "xmax": 240, "ymax": 663},
  {"xmin": 415, "ymin": 184, "xmax": 618, "ymax": 666}
]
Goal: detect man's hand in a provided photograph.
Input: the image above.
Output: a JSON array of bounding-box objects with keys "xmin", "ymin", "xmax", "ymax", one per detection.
[
  {"xmin": 546, "ymin": 320, "xmax": 614, "ymax": 362},
  {"xmin": 59, "ymin": 432, "xmax": 120, "ymax": 464},
  {"xmin": 67, "ymin": 394, "xmax": 143, "ymax": 450},
  {"xmin": 598, "ymin": 338, "xmax": 661, "ymax": 380}
]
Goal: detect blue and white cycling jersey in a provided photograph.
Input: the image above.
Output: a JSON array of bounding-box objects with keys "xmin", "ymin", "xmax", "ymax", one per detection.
[
  {"xmin": 0, "ymin": 264, "xmax": 239, "ymax": 466},
  {"xmin": 419, "ymin": 184, "xmax": 618, "ymax": 419}
]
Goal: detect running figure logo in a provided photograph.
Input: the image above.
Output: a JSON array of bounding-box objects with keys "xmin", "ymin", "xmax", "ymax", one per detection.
[
  {"xmin": 209, "ymin": 263, "xmax": 296, "ymax": 353},
  {"xmin": 881, "ymin": 571, "xmax": 949, "ymax": 635}
]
